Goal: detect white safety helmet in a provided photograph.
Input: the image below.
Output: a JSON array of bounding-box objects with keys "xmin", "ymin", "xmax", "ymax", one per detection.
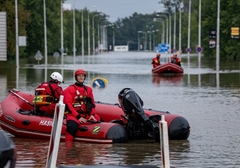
[{"xmin": 50, "ymin": 72, "xmax": 63, "ymax": 83}]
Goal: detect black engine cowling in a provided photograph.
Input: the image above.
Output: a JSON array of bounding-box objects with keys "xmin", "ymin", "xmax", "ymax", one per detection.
[{"xmin": 118, "ymin": 88, "xmax": 159, "ymax": 141}]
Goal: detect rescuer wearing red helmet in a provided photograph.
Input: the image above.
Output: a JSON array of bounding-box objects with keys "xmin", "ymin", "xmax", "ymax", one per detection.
[
  {"xmin": 63, "ymin": 69, "xmax": 100, "ymax": 142},
  {"xmin": 170, "ymin": 53, "xmax": 181, "ymax": 66},
  {"xmin": 33, "ymin": 72, "xmax": 63, "ymax": 116},
  {"xmin": 151, "ymin": 53, "xmax": 161, "ymax": 68}
]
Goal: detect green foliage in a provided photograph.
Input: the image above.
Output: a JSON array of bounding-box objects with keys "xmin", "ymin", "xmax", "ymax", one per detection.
[
  {"xmin": 24, "ymin": 0, "xmax": 62, "ymax": 57},
  {"xmin": 191, "ymin": 0, "xmax": 240, "ymax": 60},
  {"xmin": 1, "ymin": 0, "xmax": 30, "ymax": 60},
  {"xmin": 3, "ymin": 0, "xmax": 240, "ymax": 61},
  {"xmin": 112, "ymin": 13, "xmax": 160, "ymax": 50}
]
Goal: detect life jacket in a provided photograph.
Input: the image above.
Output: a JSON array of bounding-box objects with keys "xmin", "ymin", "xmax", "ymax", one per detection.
[
  {"xmin": 71, "ymin": 85, "xmax": 95, "ymax": 115},
  {"xmin": 33, "ymin": 82, "xmax": 56, "ymax": 106},
  {"xmin": 171, "ymin": 57, "xmax": 181, "ymax": 66},
  {"xmin": 152, "ymin": 57, "xmax": 160, "ymax": 67}
]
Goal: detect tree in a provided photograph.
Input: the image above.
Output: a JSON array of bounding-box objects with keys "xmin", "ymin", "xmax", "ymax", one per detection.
[
  {"xmin": 24, "ymin": 0, "xmax": 62, "ymax": 58},
  {"xmin": 0, "ymin": 0, "xmax": 30, "ymax": 60}
]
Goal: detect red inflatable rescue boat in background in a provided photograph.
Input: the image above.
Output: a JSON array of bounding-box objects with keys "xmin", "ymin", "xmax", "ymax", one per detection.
[{"xmin": 152, "ymin": 62, "xmax": 184, "ymax": 74}]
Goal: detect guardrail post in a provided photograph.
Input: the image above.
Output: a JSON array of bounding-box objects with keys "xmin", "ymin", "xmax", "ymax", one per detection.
[
  {"xmin": 46, "ymin": 95, "xmax": 65, "ymax": 168},
  {"xmin": 159, "ymin": 115, "xmax": 170, "ymax": 168}
]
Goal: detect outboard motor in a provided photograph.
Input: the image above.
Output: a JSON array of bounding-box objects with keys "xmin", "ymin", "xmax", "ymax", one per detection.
[{"xmin": 118, "ymin": 88, "xmax": 159, "ymax": 140}]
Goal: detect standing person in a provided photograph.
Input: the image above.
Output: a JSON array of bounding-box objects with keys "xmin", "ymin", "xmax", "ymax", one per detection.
[
  {"xmin": 151, "ymin": 53, "xmax": 161, "ymax": 68},
  {"xmin": 63, "ymin": 69, "xmax": 100, "ymax": 142},
  {"xmin": 170, "ymin": 54, "xmax": 181, "ymax": 66},
  {"xmin": 34, "ymin": 72, "xmax": 63, "ymax": 116}
]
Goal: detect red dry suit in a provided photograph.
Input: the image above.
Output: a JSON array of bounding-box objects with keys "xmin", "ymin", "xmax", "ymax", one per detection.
[
  {"xmin": 171, "ymin": 56, "xmax": 181, "ymax": 66},
  {"xmin": 63, "ymin": 83, "xmax": 100, "ymax": 142},
  {"xmin": 152, "ymin": 57, "xmax": 160, "ymax": 68},
  {"xmin": 34, "ymin": 81, "xmax": 63, "ymax": 116}
]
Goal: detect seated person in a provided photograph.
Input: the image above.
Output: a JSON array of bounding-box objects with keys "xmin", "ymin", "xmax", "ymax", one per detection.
[
  {"xmin": 152, "ymin": 53, "xmax": 161, "ymax": 68},
  {"xmin": 33, "ymin": 72, "xmax": 63, "ymax": 116},
  {"xmin": 63, "ymin": 69, "xmax": 100, "ymax": 143},
  {"xmin": 170, "ymin": 54, "xmax": 181, "ymax": 66}
]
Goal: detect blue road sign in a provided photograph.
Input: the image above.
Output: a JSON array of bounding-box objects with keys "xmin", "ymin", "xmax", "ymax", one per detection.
[
  {"xmin": 158, "ymin": 44, "xmax": 169, "ymax": 53},
  {"xmin": 196, "ymin": 46, "xmax": 203, "ymax": 53},
  {"xmin": 90, "ymin": 77, "xmax": 108, "ymax": 89},
  {"xmin": 186, "ymin": 48, "xmax": 191, "ymax": 53}
]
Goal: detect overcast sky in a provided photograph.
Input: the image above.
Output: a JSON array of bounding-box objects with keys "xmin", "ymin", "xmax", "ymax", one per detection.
[{"xmin": 65, "ymin": 0, "xmax": 164, "ymax": 22}]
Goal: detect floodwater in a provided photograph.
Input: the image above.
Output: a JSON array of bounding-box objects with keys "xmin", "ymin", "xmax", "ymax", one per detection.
[{"xmin": 0, "ymin": 52, "xmax": 240, "ymax": 168}]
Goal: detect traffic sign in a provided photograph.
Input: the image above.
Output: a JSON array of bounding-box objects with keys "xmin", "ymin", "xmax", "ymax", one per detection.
[
  {"xmin": 34, "ymin": 50, "xmax": 43, "ymax": 60},
  {"xmin": 186, "ymin": 48, "xmax": 191, "ymax": 53},
  {"xmin": 158, "ymin": 43, "xmax": 169, "ymax": 53},
  {"xmin": 231, "ymin": 27, "xmax": 240, "ymax": 39},
  {"xmin": 209, "ymin": 29, "xmax": 216, "ymax": 39},
  {"xmin": 53, "ymin": 52, "xmax": 60, "ymax": 59},
  {"xmin": 90, "ymin": 77, "xmax": 108, "ymax": 89},
  {"xmin": 196, "ymin": 46, "xmax": 203, "ymax": 53}
]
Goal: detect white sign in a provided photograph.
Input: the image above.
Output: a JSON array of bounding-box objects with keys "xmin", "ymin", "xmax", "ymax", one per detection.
[
  {"xmin": 0, "ymin": 12, "xmax": 7, "ymax": 61},
  {"xmin": 114, "ymin": 45, "xmax": 128, "ymax": 52},
  {"xmin": 19, "ymin": 36, "xmax": 26, "ymax": 46}
]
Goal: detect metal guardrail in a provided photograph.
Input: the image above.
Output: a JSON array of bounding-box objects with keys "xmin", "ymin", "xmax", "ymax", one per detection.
[{"xmin": 45, "ymin": 96, "xmax": 170, "ymax": 168}]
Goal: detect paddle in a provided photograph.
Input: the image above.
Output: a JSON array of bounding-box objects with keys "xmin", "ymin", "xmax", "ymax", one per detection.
[{"xmin": 9, "ymin": 89, "xmax": 34, "ymax": 107}]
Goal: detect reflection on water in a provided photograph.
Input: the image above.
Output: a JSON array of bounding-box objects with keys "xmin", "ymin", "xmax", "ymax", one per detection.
[
  {"xmin": 110, "ymin": 141, "xmax": 161, "ymax": 166},
  {"xmin": 58, "ymin": 142, "xmax": 115, "ymax": 165},
  {"xmin": 13, "ymin": 138, "xmax": 193, "ymax": 167},
  {"xmin": 152, "ymin": 75, "xmax": 183, "ymax": 87},
  {"xmin": 1, "ymin": 52, "xmax": 240, "ymax": 167},
  {"xmin": 13, "ymin": 138, "xmax": 49, "ymax": 167},
  {"xmin": 13, "ymin": 138, "xmax": 163, "ymax": 167}
]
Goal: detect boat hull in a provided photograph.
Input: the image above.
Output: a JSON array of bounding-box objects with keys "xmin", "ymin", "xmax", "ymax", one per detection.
[
  {"xmin": 0, "ymin": 91, "xmax": 127, "ymax": 143},
  {"xmin": 152, "ymin": 62, "xmax": 183, "ymax": 74},
  {"xmin": 0, "ymin": 90, "xmax": 190, "ymax": 143}
]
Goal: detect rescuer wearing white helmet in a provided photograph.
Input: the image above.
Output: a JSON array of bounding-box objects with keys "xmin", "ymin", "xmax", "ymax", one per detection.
[
  {"xmin": 50, "ymin": 72, "xmax": 64, "ymax": 83},
  {"xmin": 33, "ymin": 72, "xmax": 64, "ymax": 116}
]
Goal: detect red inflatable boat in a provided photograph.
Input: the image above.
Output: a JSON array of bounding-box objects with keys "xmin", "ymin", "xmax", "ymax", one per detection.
[
  {"xmin": 152, "ymin": 62, "xmax": 184, "ymax": 74},
  {"xmin": 0, "ymin": 88, "xmax": 190, "ymax": 143}
]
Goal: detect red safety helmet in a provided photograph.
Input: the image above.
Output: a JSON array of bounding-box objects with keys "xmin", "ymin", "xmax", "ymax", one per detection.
[
  {"xmin": 75, "ymin": 69, "xmax": 86, "ymax": 80},
  {"xmin": 75, "ymin": 69, "xmax": 86, "ymax": 76}
]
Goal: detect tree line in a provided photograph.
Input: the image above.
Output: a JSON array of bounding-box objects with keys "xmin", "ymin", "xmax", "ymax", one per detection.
[{"xmin": 1, "ymin": 0, "xmax": 240, "ymax": 61}]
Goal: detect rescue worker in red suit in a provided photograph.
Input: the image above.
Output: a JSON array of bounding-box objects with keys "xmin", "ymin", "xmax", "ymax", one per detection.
[
  {"xmin": 63, "ymin": 69, "xmax": 100, "ymax": 142},
  {"xmin": 170, "ymin": 54, "xmax": 181, "ymax": 66},
  {"xmin": 152, "ymin": 53, "xmax": 161, "ymax": 68},
  {"xmin": 34, "ymin": 72, "xmax": 63, "ymax": 116}
]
